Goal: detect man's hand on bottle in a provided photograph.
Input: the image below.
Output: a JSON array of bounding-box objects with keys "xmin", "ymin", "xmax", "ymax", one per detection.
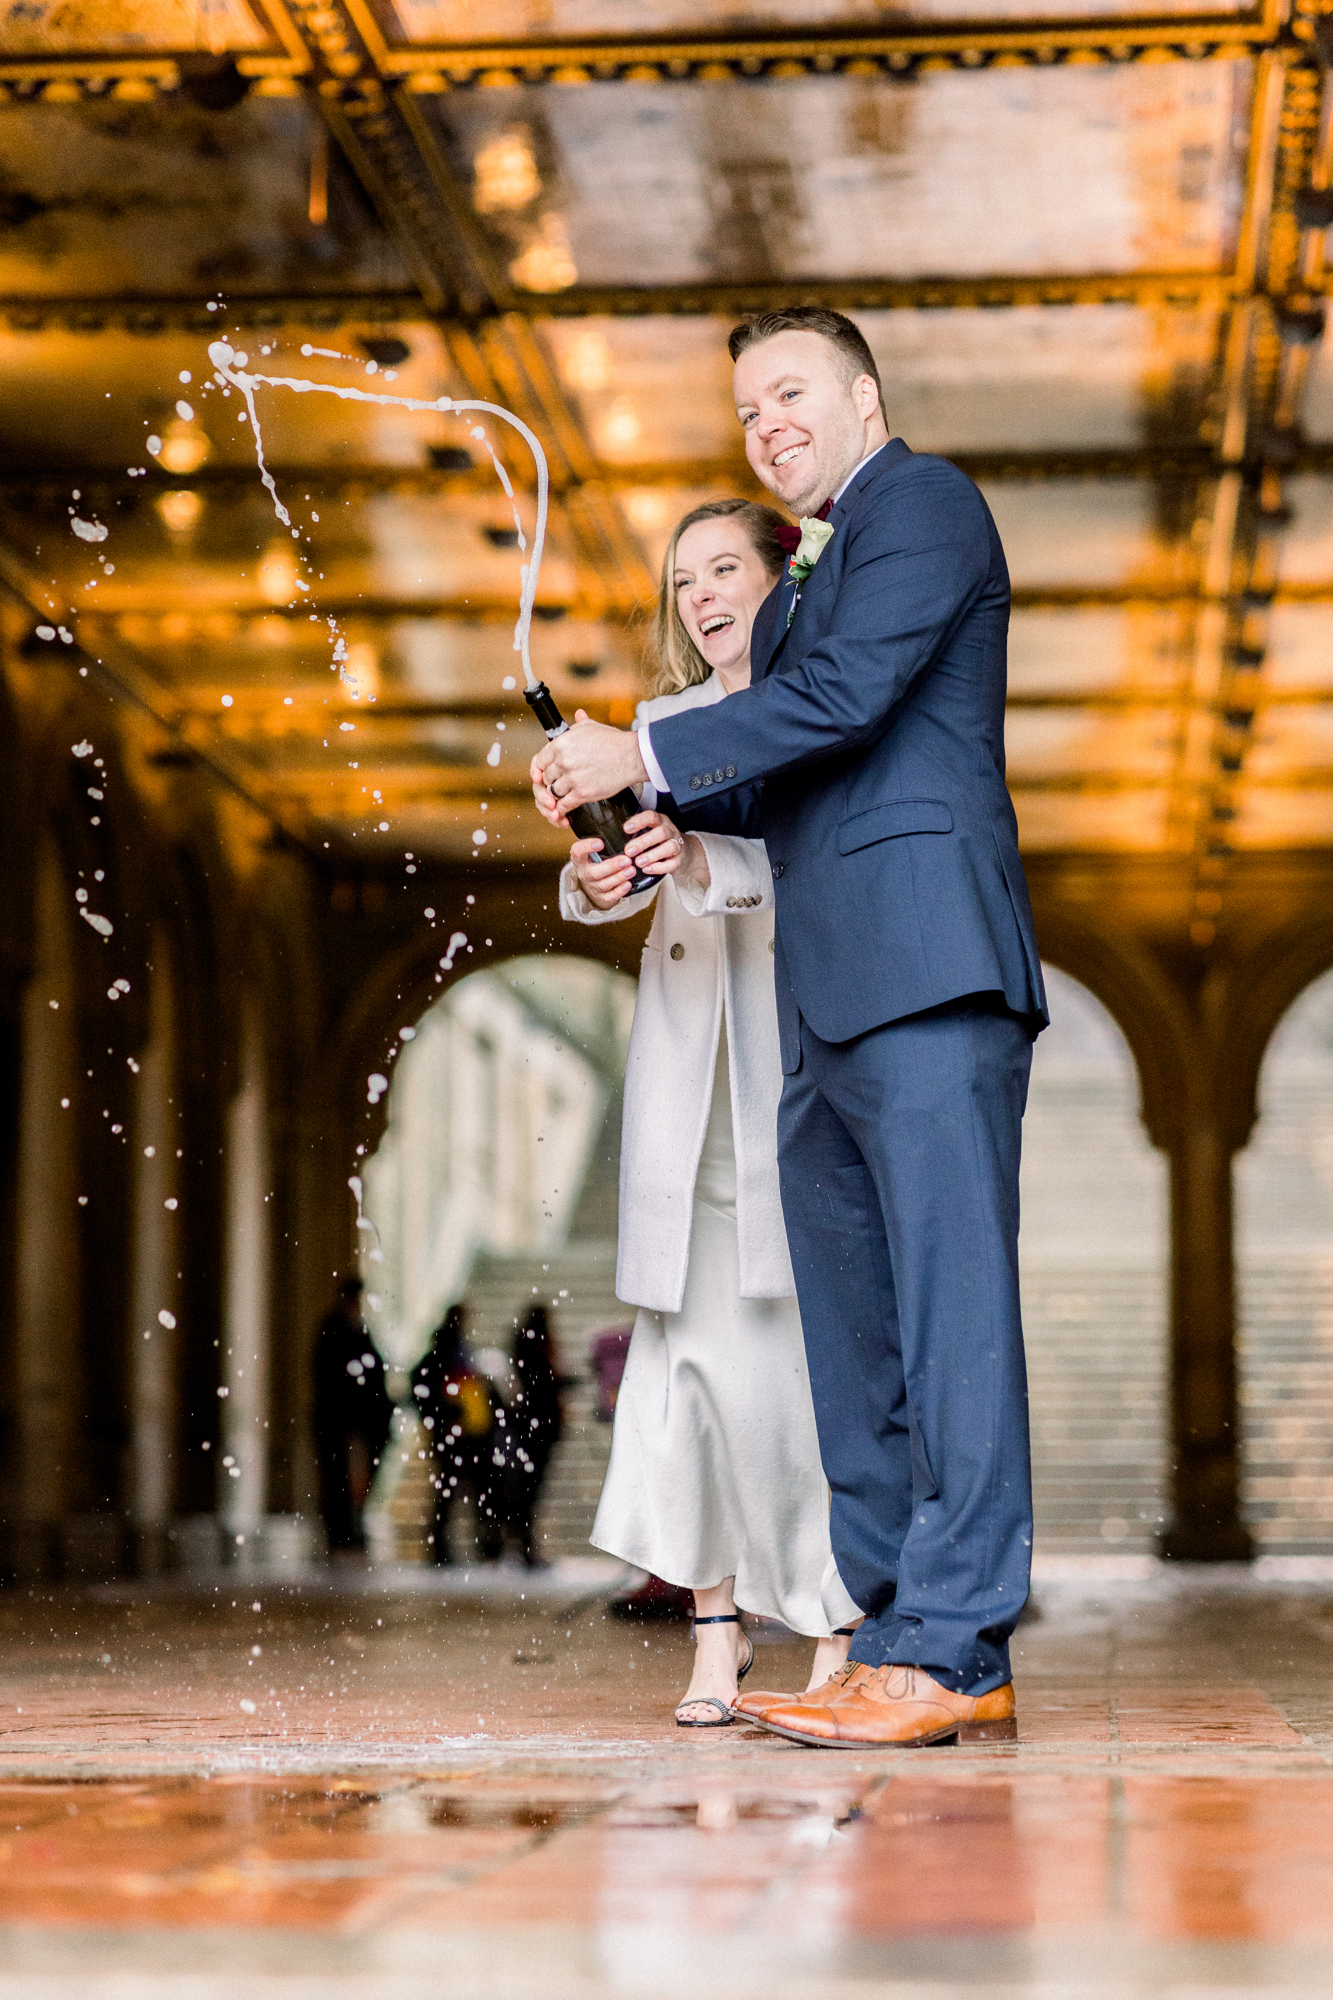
[
  {"xmin": 572, "ymin": 812, "xmax": 691, "ymax": 909},
  {"xmin": 532, "ymin": 712, "xmax": 648, "ymax": 813}
]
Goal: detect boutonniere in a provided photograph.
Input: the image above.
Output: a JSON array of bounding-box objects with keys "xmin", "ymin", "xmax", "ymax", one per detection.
[
  {"xmin": 775, "ymin": 516, "xmax": 835, "ymax": 627},
  {"xmin": 786, "ymin": 516, "xmax": 834, "ymax": 586}
]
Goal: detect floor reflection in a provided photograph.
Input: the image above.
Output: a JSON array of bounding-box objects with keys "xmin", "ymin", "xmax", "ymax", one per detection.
[{"xmin": 3, "ymin": 1571, "xmax": 1333, "ymax": 1989}]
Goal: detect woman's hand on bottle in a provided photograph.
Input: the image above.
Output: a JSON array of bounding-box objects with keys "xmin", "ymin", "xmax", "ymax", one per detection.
[
  {"xmin": 570, "ymin": 837, "xmax": 635, "ymax": 908},
  {"xmin": 571, "ymin": 812, "xmax": 687, "ymax": 908}
]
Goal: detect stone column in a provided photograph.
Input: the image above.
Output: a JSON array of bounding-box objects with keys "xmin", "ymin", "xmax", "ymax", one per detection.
[
  {"xmin": 1160, "ymin": 1105, "xmax": 1253, "ymax": 1560},
  {"xmin": 12, "ymin": 839, "xmax": 80, "ymax": 1579},
  {"xmin": 129, "ymin": 934, "xmax": 180, "ymax": 1575},
  {"xmin": 220, "ymin": 1002, "xmax": 272, "ymax": 1563}
]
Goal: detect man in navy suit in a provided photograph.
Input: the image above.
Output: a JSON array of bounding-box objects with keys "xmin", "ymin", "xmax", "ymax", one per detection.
[{"xmin": 533, "ymin": 308, "xmax": 1047, "ymax": 1748}]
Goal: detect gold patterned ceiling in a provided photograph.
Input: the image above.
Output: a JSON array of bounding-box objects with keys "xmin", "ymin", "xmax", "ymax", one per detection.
[{"xmin": 1, "ymin": 0, "xmax": 1332, "ymax": 918}]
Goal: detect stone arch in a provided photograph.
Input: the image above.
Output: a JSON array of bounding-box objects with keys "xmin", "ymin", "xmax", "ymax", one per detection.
[
  {"xmin": 1236, "ymin": 960, "xmax": 1333, "ymax": 1554},
  {"xmin": 356, "ymin": 941, "xmax": 637, "ymax": 1564},
  {"xmin": 1029, "ymin": 905, "xmax": 1193, "ymax": 1152}
]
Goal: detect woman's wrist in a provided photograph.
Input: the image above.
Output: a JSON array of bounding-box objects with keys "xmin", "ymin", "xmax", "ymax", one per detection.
[{"xmin": 678, "ymin": 833, "xmax": 710, "ymax": 890}]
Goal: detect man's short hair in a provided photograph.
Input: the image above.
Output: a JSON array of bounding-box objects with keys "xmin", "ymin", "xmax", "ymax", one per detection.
[{"xmin": 728, "ymin": 306, "xmax": 887, "ymax": 423}]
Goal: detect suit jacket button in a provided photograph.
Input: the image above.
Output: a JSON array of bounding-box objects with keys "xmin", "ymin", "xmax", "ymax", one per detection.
[
  {"xmin": 725, "ymin": 765, "xmax": 736, "ymax": 778},
  {"xmin": 670, "ymin": 942, "xmax": 684, "ymax": 960},
  {"xmin": 689, "ymin": 776, "xmax": 701, "ymax": 790},
  {"xmin": 772, "ymin": 862, "xmax": 785, "ymax": 878}
]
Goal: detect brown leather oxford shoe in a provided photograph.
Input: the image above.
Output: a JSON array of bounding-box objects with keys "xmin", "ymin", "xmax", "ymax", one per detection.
[
  {"xmin": 751, "ymin": 1663, "xmax": 1017, "ymax": 1749},
  {"xmin": 733, "ymin": 1662, "xmax": 861, "ymax": 1724}
]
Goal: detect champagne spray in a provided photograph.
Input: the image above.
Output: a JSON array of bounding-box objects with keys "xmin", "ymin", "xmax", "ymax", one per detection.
[{"xmin": 209, "ymin": 339, "xmax": 658, "ymax": 896}]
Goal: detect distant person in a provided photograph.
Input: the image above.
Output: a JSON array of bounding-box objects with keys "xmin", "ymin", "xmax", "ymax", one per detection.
[
  {"xmin": 411, "ymin": 1304, "xmax": 503, "ymax": 1565},
  {"xmin": 544, "ymin": 497, "xmax": 862, "ymax": 1726},
  {"xmin": 311, "ymin": 1276, "xmax": 392, "ymax": 1558},
  {"xmin": 505, "ymin": 1305, "xmax": 569, "ymax": 1569}
]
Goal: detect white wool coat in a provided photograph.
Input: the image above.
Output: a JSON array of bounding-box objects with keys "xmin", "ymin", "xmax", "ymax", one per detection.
[{"xmin": 558, "ymin": 672, "xmax": 793, "ymax": 1314}]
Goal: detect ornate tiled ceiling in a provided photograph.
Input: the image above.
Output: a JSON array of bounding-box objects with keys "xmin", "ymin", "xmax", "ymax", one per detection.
[{"xmin": 0, "ymin": 0, "xmax": 1329, "ymax": 929}]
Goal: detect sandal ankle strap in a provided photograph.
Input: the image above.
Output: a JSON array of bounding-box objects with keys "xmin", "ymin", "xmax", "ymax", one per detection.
[{"xmin": 691, "ymin": 1614, "xmax": 740, "ymax": 1627}]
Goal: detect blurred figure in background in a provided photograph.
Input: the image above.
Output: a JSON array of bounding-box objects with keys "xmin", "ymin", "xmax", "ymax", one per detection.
[
  {"xmin": 412, "ymin": 1303, "xmax": 504, "ymax": 1565},
  {"xmin": 506, "ymin": 1304, "xmax": 570, "ymax": 1569},
  {"xmin": 312, "ymin": 1275, "xmax": 392, "ymax": 1558}
]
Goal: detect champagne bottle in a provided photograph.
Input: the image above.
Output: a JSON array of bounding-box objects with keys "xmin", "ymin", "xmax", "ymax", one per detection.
[{"xmin": 525, "ymin": 682, "xmax": 657, "ymax": 895}]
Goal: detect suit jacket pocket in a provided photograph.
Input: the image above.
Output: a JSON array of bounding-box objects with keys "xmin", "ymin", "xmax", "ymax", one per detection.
[{"xmin": 837, "ymin": 798, "xmax": 953, "ymax": 854}]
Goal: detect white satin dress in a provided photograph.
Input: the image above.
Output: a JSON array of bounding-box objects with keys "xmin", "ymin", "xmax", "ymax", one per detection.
[{"xmin": 592, "ymin": 1028, "xmax": 860, "ymax": 1637}]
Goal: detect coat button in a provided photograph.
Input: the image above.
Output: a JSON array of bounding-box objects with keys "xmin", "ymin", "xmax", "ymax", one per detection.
[
  {"xmin": 725, "ymin": 765, "xmax": 736, "ymax": 778},
  {"xmin": 689, "ymin": 776, "xmax": 701, "ymax": 790},
  {"xmin": 772, "ymin": 862, "xmax": 785, "ymax": 878},
  {"xmin": 670, "ymin": 942, "xmax": 684, "ymax": 960}
]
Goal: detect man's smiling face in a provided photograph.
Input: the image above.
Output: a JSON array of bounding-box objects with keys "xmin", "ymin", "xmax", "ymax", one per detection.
[{"xmin": 733, "ymin": 329, "xmax": 886, "ymax": 517}]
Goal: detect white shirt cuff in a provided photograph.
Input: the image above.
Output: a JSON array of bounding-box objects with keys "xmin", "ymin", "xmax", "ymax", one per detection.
[{"xmin": 637, "ymin": 722, "xmax": 669, "ymax": 796}]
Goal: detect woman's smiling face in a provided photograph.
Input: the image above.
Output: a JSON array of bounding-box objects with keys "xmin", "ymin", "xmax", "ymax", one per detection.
[{"xmin": 673, "ymin": 517, "xmax": 778, "ymax": 687}]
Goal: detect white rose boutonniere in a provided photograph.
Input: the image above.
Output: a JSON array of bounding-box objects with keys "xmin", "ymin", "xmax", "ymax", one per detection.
[
  {"xmin": 785, "ymin": 515, "xmax": 835, "ymax": 626},
  {"xmin": 789, "ymin": 516, "xmax": 834, "ymax": 585}
]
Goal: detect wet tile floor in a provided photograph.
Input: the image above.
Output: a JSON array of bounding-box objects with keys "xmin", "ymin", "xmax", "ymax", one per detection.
[{"xmin": 3, "ymin": 1565, "xmax": 1333, "ymax": 1994}]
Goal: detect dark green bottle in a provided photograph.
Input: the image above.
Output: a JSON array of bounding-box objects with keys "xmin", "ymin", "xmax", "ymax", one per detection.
[{"xmin": 524, "ymin": 682, "xmax": 656, "ymax": 895}]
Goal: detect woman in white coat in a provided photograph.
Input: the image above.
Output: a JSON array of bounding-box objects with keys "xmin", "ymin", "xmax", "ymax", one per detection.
[{"xmin": 550, "ymin": 499, "xmax": 862, "ymax": 1725}]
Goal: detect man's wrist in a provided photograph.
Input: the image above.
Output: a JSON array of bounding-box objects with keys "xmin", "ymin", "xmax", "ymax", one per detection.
[{"xmin": 637, "ymin": 722, "xmax": 668, "ymax": 794}]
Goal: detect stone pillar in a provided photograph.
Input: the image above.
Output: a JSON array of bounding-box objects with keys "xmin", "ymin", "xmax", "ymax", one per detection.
[
  {"xmin": 1160, "ymin": 1107, "xmax": 1252, "ymax": 1560},
  {"xmin": 220, "ymin": 1002, "xmax": 272, "ymax": 1560},
  {"xmin": 129, "ymin": 934, "xmax": 180, "ymax": 1575},
  {"xmin": 11, "ymin": 839, "xmax": 80, "ymax": 1579}
]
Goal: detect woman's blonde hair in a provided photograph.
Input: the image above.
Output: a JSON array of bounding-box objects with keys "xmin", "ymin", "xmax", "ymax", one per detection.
[{"xmin": 647, "ymin": 497, "xmax": 789, "ymax": 698}]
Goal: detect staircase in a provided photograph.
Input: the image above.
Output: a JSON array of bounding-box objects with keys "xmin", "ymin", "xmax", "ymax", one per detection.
[
  {"xmin": 465, "ymin": 1240, "xmax": 630, "ymax": 1560},
  {"xmin": 1021, "ymin": 1258, "xmax": 1168, "ymax": 1553},
  {"xmin": 1239, "ymin": 1255, "xmax": 1333, "ymax": 1552}
]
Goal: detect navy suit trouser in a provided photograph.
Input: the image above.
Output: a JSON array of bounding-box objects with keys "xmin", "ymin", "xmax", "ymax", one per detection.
[{"xmin": 777, "ymin": 993, "xmax": 1035, "ymax": 1695}]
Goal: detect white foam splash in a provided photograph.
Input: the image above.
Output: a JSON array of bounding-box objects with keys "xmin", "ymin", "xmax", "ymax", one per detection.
[{"xmin": 207, "ymin": 340, "xmax": 549, "ymax": 688}]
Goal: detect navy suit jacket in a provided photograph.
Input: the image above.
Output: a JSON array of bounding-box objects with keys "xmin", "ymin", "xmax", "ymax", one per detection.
[{"xmin": 648, "ymin": 439, "xmax": 1048, "ymax": 1067}]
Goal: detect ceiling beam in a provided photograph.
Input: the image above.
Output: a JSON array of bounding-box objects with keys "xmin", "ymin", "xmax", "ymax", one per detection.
[
  {"xmin": 0, "ymin": 271, "xmax": 1246, "ymax": 335},
  {"xmin": 36, "ymin": 442, "xmax": 1333, "ymax": 507},
  {"xmin": 0, "ymin": 293, "xmax": 427, "ymax": 336},
  {"xmin": 62, "ymin": 581, "xmax": 1333, "ymax": 635},
  {"xmin": 339, "ymin": 0, "xmax": 1285, "ymax": 84},
  {"xmin": 531, "ymin": 274, "xmax": 1247, "ymax": 316},
  {"xmin": 0, "ymin": 0, "xmax": 1282, "ymax": 100},
  {"xmin": 1161, "ymin": 48, "xmax": 1333, "ymax": 942}
]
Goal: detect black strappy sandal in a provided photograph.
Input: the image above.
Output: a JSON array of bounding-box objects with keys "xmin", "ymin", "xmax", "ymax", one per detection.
[{"xmin": 674, "ymin": 1613, "xmax": 756, "ymax": 1729}]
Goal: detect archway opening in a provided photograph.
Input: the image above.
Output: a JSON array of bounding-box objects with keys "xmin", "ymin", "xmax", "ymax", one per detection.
[
  {"xmin": 1237, "ymin": 966, "xmax": 1333, "ymax": 1555},
  {"xmin": 360, "ymin": 954, "xmax": 636, "ymax": 1564},
  {"xmin": 1021, "ymin": 965, "xmax": 1169, "ymax": 1555}
]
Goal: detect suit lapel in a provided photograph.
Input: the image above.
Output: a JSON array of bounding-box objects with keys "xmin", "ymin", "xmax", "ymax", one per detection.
[
  {"xmin": 753, "ymin": 577, "xmax": 788, "ymax": 682},
  {"xmin": 755, "ymin": 442, "xmax": 913, "ymax": 681}
]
